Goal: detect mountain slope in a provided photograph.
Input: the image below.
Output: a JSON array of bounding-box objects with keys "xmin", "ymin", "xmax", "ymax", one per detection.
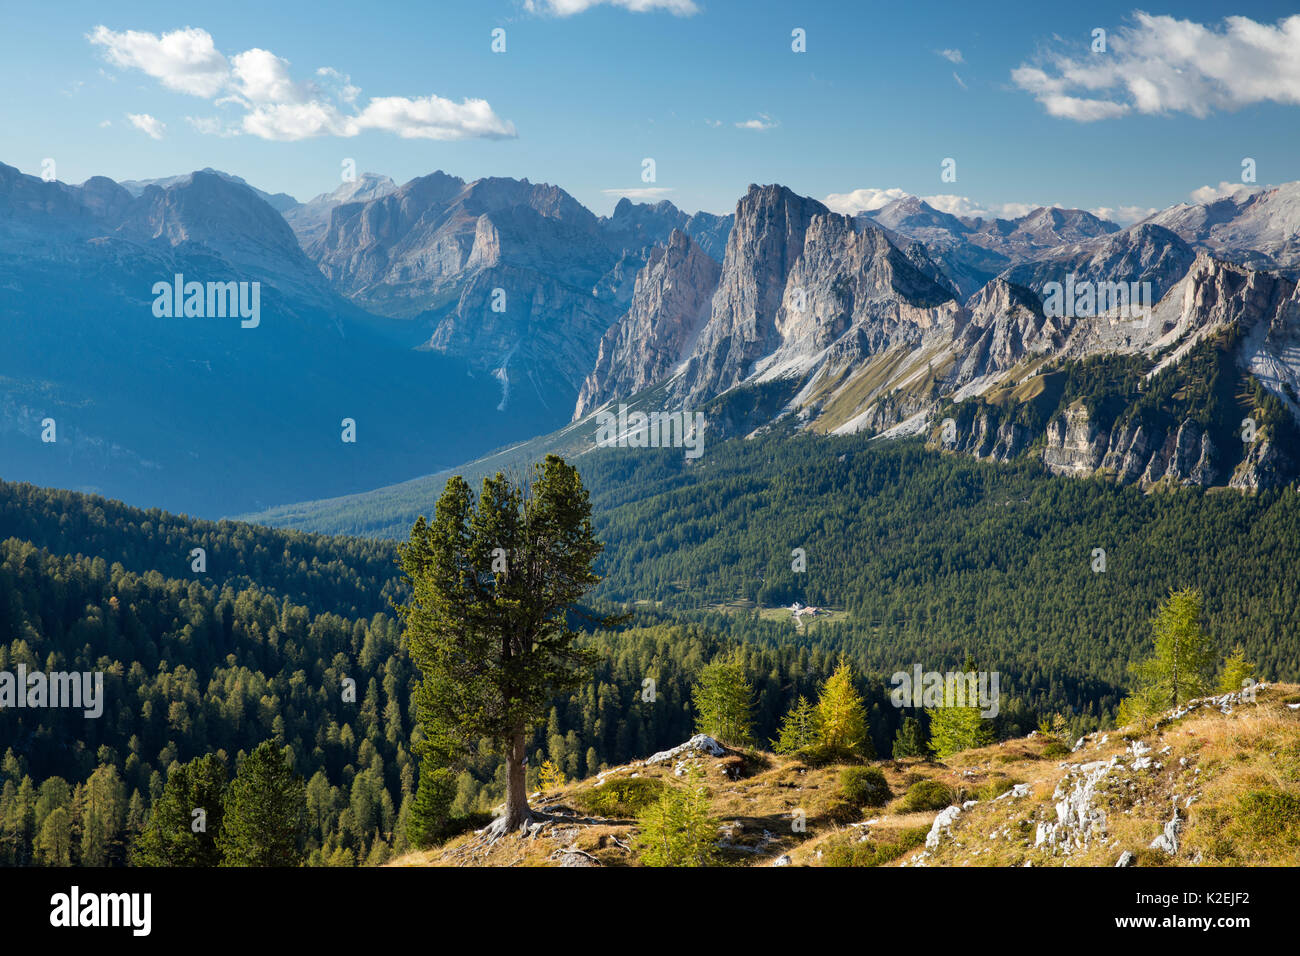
[{"xmin": 392, "ymin": 683, "xmax": 1300, "ymax": 867}]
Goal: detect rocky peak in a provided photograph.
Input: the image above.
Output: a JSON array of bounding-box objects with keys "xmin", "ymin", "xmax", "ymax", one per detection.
[
  {"xmin": 575, "ymin": 229, "xmax": 722, "ymax": 418},
  {"xmin": 674, "ymin": 184, "xmax": 829, "ymax": 401},
  {"xmin": 952, "ymin": 278, "xmax": 1060, "ymax": 382}
]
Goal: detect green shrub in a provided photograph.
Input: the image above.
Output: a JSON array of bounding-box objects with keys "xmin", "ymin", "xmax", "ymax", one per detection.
[
  {"xmin": 972, "ymin": 776, "xmax": 1019, "ymax": 801},
  {"xmin": 1232, "ymin": 788, "xmax": 1300, "ymax": 844},
  {"xmin": 820, "ymin": 798, "xmax": 861, "ymax": 824},
  {"xmin": 821, "ymin": 826, "xmax": 928, "ymax": 867},
  {"xmin": 839, "ymin": 767, "xmax": 892, "ymax": 808},
  {"xmin": 897, "ymin": 779, "xmax": 954, "ymax": 813},
  {"xmin": 569, "ymin": 777, "xmax": 666, "ymax": 818}
]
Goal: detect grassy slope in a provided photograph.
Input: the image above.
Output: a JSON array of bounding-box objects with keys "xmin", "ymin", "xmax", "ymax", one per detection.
[{"xmin": 389, "ymin": 683, "xmax": 1300, "ymax": 867}]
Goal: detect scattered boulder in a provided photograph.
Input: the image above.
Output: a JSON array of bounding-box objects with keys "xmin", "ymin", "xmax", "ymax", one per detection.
[
  {"xmin": 646, "ymin": 734, "xmax": 726, "ymax": 766},
  {"xmin": 926, "ymin": 805, "xmax": 963, "ymax": 849},
  {"xmin": 1036, "ymin": 758, "xmax": 1114, "ymax": 851},
  {"xmin": 1149, "ymin": 807, "xmax": 1181, "ymax": 855}
]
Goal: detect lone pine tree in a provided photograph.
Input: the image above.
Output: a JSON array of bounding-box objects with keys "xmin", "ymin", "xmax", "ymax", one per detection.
[{"xmin": 398, "ymin": 455, "xmax": 616, "ymax": 836}]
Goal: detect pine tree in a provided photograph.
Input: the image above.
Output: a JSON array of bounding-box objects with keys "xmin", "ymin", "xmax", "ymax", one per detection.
[
  {"xmin": 1218, "ymin": 643, "xmax": 1256, "ymax": 695},
  {"xmin": 691, "ymin": 649, "xmax": 754, "ymax": 746},
  {"xmin": 772, "ymin": 695, "xmax": 820, "ymax": 754},
  {"xmin": 816, "ymin": 659, "xmax": 869, "ymax": 756},
  {"xmin": 891, "ymin": 716, "xmax": 925, "ymax": 759},
  {"xmin": 216, "ymin": 741, "xmax": 307, "ymax": 866},
  {"xmin": 132, "ymin": 754, "xmax": 227, "ymax": 866},
  {"xmin": 398, "ymin": 455, "xmax": 616, "ymax": 835},
  {"xmin": 635, "ymin": 769, "xmax": 719, "ymax": 867}
]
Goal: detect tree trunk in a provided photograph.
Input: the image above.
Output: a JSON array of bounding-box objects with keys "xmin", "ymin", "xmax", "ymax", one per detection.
[{"xmin": 501, "ymin": 724, "xmax": 531, "ymax": 832}]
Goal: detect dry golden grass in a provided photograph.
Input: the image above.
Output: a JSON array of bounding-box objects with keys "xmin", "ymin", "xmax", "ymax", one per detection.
[{"xmin": 387, "ymin": 684, "xmax": 1300, "ymax": 868}]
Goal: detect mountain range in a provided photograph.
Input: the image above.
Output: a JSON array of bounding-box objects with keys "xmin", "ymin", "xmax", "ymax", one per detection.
[{"xmin": 5, "ymin": 158, "xmax": 1300, "ymax": 522}]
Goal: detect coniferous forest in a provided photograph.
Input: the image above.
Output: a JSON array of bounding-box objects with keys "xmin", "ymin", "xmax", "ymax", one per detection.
[{"xmin": 3, "ymin": 426, "xmax": 1299, "ymax": 865}]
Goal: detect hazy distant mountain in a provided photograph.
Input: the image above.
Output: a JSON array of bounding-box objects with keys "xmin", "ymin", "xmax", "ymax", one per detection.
[
  {"xmin": 1143, "ymin": 182, "xmax": 1300, "ymax": 277},
  {"xmin": 282, "ymin": 172, "xmax": 397, "ymax": 247},
  {"xmin": 300, "ymin": 173, "xmax": 732, "ymax": 415},
  {"xmin": 0, "ymin": 163, "xmax": 560, "ymax": 516},
  {"xmin": 9, "ymin": 158, "xmax": 1300, "ymax": 517},
  {"xmin": 998, "ymin": 222, "xmax": 1197, "ymax": 304},
  {"xmin": 598, "ymin": 196, "xmax": 733, "ymax": 264},
  {"xmin": 862, "ymin": 196, "xmax": 1120, "ymax": 297},
  {"xmin": 118, "ymin": 167, "xmax": 299, "ymax": 212}
]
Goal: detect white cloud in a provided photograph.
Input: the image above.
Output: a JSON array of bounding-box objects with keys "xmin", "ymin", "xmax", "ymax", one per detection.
[
  {"xmin": 735, "ymin": 113, "xmax": 777, "ymax": 130},
  {"xmin": 126, "ymin": 112, "xmax": 166, "ymax": 139},
  {"xmin": 90, "ymin": 25, "xmax": 229, "ymax": 97},
  {"xmin": 823, "ymin": 187, "xmax": 910, "ymax": 215},
  {"xmin": 1013, "ymin": 13, "xmax": 1300, "ymax": 121},
  {"xmin": 1089, "ymin": 205, "xmax": 1156, "ymax": 225},
  {"xmin": 230, "ymin": 48, "xmax": 304, "ymax": 105},
  {"xmin": 602, "ymin": 187, "xmax": 676, "ymax": 201},
  {"xmin": 937, "ymin": 48, "xmax": 963, "ymax": 63},
  {"xmin": 827, "ymin": 187, "xmax": 1054, "ymax": 221},
  {"xmin": 352, "ymin": 95, "xmax": 516, "ymax": 140},
  {"xmin": 952, "ymin": 72, "xmax": 967, "ymax": 90},
  {"xmin": 88, "ymin": 26, "xmax": 515, "ymax": 142},
  {"xmin": 990, "ymin": 201, "xmax": 1038, "ymax": 219},
  {"xmin": 525, "ymin": 0, "xmax": 698, "ymax": 15},
  {"xmin": 921, "ymin": 194, "xmax": 989, "ymax": 217},
  {"xmin": 1188, "ymin": 181, "xmax": 1264, "ymax": 204},
  {"xmin": 316, "ymin": 67, "xmax": 360, "ymax": 105},
  {"xmin": 98, "ymin": 119, "xmax": 112, "ymax": 128}
]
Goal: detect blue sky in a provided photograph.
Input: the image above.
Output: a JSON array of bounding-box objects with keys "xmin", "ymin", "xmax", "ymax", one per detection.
[{"xmin": 4, "ymin": 0, "xmax": 1300, "ymax": 222}]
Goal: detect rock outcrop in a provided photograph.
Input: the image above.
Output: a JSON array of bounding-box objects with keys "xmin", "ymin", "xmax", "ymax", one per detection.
[{"xmin": 575, "ymin": 229, "xmax": 721, "ymax": 418}]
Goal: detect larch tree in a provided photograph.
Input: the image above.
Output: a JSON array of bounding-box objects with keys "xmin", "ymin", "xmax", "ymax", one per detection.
[
  {"xmin": 1119, "ymin": 588, "xmax": 1218, "ymax": 722},
  {"xmin": 398, "ymin": 455, "xmax": 615, "ymax": 836},
  {"xmin": 772, "ymin": 694, "xmax": 820, "ymax": 754},
  {"xmin": 816, "ymin": 658, "xmax": 870, "ymax": 756},
  {"xmin": 691, "ymin": 648, "xmax": 755, "ymax": 746}
]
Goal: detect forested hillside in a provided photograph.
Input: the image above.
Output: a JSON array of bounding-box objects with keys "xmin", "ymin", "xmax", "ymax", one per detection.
[{"xmin": 4, "ymin": 418, "xmax": 1300, "ymax": 864}]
